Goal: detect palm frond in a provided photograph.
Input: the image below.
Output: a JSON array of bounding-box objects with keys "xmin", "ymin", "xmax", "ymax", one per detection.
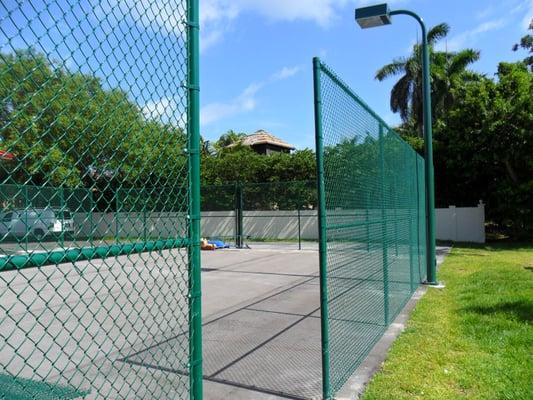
[
  {"xmin": 390, "ymin": 75, "xmax": 412, "ymax": 122},
  {"xmin": 375, "ymin": 58, "xmax": 407, "ymax": 81},
  {"xmin": 447, "ymin": 49, "xmax": 480, "ymax": 76},
  {"xmin": 428, "ymin": 23, "xmax": 450, "ymax": 46}
]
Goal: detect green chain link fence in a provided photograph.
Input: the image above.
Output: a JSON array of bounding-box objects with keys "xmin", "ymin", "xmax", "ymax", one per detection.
[
  {"xmin": 202, "ymin": 181, "xmax": 317, "ymax": 249},
  {"xmin": 313, "ymin": 58, "xmax": 427, "ymax": 399},
  {"xmin": 1, "ymin": 0, "xmax": 201, "ymax": 399}
]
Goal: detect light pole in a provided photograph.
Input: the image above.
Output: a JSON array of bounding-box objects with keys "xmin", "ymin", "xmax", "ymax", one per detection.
[{"xmin": 355, "ymin": 3, "xmax": 437, "ymax": 284}]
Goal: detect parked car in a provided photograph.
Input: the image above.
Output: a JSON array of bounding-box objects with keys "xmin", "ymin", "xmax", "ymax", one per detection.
[{"xmin": 0, "ymin": 208, "xmax": 75, "ymax": 239}]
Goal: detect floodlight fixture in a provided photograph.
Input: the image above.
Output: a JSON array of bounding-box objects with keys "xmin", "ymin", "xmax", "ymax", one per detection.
[{"xmin": 355, "ymin": 3, "xmax": 391, "ymax": 29}]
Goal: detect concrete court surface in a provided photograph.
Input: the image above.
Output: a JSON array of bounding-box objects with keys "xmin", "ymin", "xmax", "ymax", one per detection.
[
  {"xmin": 0, "ymin": 244, "xmax": 449, "ymax": 400},
  {"xmin": 199, "ymin": 248, "xmax": 322, "ymax": 400}
]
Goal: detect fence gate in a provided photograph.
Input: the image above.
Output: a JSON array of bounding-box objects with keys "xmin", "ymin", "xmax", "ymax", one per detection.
[
  {"xmin": 0, "ymin": 1, "xmax": 201, "ymax": 399},
  {"xmin": 313, "ymin": 58, "xmax": 427, "ymax": 399}
]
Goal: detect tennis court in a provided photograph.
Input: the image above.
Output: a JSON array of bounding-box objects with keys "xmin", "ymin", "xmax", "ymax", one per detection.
[
  {"xmin": 0, "ymin": 249, "xmax": 191, "ymax": 399},
  {"xmin": 1, "ymin": 243, "xmax": 322, "ymax": 399},
  {"xmin": 116, "ymin": 241, "xmax": 425, "ymax": 400},
  {"xmin": 120, "ymin": 246, "xmax": 322, "ymax": 400},
  {"xmin": 1, "ymin": 240, "xmax": 449, "ymax": 400}
]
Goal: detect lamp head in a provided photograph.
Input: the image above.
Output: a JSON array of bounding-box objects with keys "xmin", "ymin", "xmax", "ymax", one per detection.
[{"xmin": 355, "ymin": 3, "xmax": 391, "ymax": 29}]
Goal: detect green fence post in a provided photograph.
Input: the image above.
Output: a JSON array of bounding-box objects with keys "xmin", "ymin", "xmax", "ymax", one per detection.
[
  {"xmin": 232, "ymin": 183, "xmax": 237, "ymax": 246},
  {"xmin": 24, "ymin": 185, "xmax": 28, "ymax": 252},
  {"xmin": 379, "ymin": 124, "xmax": 390, "ymax": 326},
  {"xmin": 239, "ymin": 184, "xmax": 244, "ymax": 248},
  {"xmin": 297, "ymin": 208, "xmax": 302, "ymax": 250},
  {"xmin": 60, "ymin": 186, "xmax": 65, "ymax": 248},
  {"xmin": 365, "ymin": 190, "xmax": 370, "ymax": 252},
  {"xmin": 415, "ymin": 158, "xmax": 420, "ymax": 280},
  {"xmin": 235, "ymin": 183, "xmax": 244, "ymax": 248},
  {"xmin": 408, "ymin": 171, "xmax": 415, "ymax": 293},
  {"xmin": 89, "ymin": 190, "xmax": 94, "ymax": 246},
  {"xmin": 115, "ymin": 190, "xmax": 119, "ymax": 242},
  {"xmin": 392, "ymin": 190, "xmax": 398, "ymax": 257},
  {"xmin": 313, "ymin": 57, "xmax": 331, "ymax": 400},
  {"xmin": 187, "ymin": 1, "xmax": 203, "ymax": 398}
]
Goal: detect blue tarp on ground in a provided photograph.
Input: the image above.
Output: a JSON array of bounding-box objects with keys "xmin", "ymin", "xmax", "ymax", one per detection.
[{"xmin": 208, "ymin": 240, "xmax": 230, "ymax": 249}]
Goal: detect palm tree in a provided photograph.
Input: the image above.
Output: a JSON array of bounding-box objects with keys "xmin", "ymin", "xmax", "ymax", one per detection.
[{"xmin": 376, "ymin": 23, "xmax": 480, "ymax": 136}]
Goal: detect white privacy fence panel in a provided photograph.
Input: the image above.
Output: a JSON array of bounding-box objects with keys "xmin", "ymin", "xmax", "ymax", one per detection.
[
  {"xmin": 435, "ymin": 202, "xmax": 485, "ymax": 243},
  {"xmin": 73, "ymin": 204, "xmax": 485, "ymax": 243}
]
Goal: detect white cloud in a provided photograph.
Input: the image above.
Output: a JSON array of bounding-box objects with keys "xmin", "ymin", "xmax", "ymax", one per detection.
[
  {"xmin": 142, "ymin": 97, "xmax": 186, "ymax": 127},
  {"xmin": 438, "ymin": 19, "xmax": 507, "ymax": 52},
  {"xmin": 200, "ymin": 65, "xmax": 301, "ymax": 126},
  {"xmin": 200, "ymin": 30, "xmax": 224, "ymax": 52},
  {"xmin": 200, "ymin": 1, "xmax": 407, "ymax": 52},
  {"xmin": 202, "ymin": 0, "xmax": 343, "ymax": 29},
  {"xmin": 508, "ymin": 0, "xmax": 532, "ymax": 30},
  {"xmin": 100, "ymin": 0, "xmax": 186, "ymax": 37},
  {"xmin": 100, "ymin": 1, "xmax": 408, "ymax": 53},
  {"xmin": 521, "ymin": 0, "xmax": 533, "ymax": 30},
  {"xmin": 200, "ymin": 83, "xmax": 260, "ymax": 125},
  {"xmin": 476, "ymin": 6, "xmax": 494, "ymax": 20},
  {"xmin": 271, "ymin": 66, "xmax": 301, "ymax": 81}
]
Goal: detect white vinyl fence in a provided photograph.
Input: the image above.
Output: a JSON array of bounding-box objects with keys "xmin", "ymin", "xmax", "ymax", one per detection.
[
  {"xmin": 435, "ymin": 201, "xmax": 485, "ymax": 243},
  {"xmin": 73, "ymin": 202, "xmax": 485, "ymax": 243}
]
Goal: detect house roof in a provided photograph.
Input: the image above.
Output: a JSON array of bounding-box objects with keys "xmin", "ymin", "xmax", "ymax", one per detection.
[{"xmin": 240, "ymin": 130, "xmax": 295, "ymax": 150}]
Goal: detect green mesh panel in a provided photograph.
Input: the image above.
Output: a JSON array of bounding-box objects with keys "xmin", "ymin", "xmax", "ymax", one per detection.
[
  {"xmin": 315, "ymin": 61, "xmax": 427, "ymax": 396},
  {"xmin": 201, "ymin": 181, "xmax": 317, "ymax": 247},
  {"xmin": 1, "ymin": 1, "xmax": 197, "ymax": 399}
]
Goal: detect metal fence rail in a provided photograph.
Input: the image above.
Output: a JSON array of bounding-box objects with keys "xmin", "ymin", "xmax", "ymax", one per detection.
[
  {"xmin": 0, "ymin": 1, "xmax": 201, "ymax": 399},
  {"xmin": 313, "ymin": 58, "xmax": 427, "ymax": 398}
]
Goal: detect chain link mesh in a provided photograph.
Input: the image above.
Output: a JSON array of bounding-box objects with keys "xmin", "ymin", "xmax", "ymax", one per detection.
[
  {"xmin": 1, "ymin": 1, "xmax": 195, "ymax": 398},
  {"xmin": 315, "ymin": 60, "xmax": 427, "ymax": 396},
  {"xmin": 202, "ymin": 181, "xmax": 317, "ymax": 248}
]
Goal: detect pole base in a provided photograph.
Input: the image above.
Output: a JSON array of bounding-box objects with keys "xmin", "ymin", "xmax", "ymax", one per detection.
[{"xmin": 423, "ymin": 281, "xmax": 445, "ymax": 289}]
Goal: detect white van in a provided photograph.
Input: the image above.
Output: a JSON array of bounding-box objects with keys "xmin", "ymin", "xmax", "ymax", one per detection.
[{"xmin": 0, "ymin": 208, "xmax": 75, "ymax": 239}]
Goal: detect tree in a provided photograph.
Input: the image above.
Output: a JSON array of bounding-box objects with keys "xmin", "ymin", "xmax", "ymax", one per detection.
[
  {"xmin": 200, "ymin": 133, "xmax": 317, "ymax": 210},
  {"xmin": 376, "ymin": 23, "xmax": 480, "ymax": 136},
  {"xmin": 513, "ymin": 20, "xmax": 533, "ymax": 72},
  {"xmin": 1, "ymin": 49, "xmax": 188, "ymax": 212},
  {"xmin": 213, "ymin": 130, "xmax": 246, "ymax": 153},
  {"xmin": 434, "ymin": 62, "xmax": 533, "ymax": 236},
  {"xmin": 0, "ymin": 49, "xmax": 186, "ymax": 191}
]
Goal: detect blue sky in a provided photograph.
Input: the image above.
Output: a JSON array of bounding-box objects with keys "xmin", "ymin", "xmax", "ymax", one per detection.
[{"xmin": 199, "ymin": 0, "xmax": 533, "ymax": 149}]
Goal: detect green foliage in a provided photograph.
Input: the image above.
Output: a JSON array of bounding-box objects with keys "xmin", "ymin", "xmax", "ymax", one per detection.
[
  {"xmin": 513, "ymin": 20, "xmax": 533, "ymax": 72},
  {"xmin": 201, "ymin": 145, "xmax": 316, "ymax": 186},
  {"xmin": 378, "ymin": 26, "xmax": 533, "ymax": 237},
  {"xmin": 435, "ymin": 62, "xmax": 533, "ymax": 235},
  {"xmin": 0, "ymin": 50, "xmax": 186, "ymax": 189},
  {"xmin": 376, "ymin": 23, "xmax": 480, "ymax": 136},
  {"xmin": 213, "ymin": 130, "xmax": 246, "ymax": 152},
  {"xmin": 200, "ymin": 142, "xmax": 317, "ymax": 210}
]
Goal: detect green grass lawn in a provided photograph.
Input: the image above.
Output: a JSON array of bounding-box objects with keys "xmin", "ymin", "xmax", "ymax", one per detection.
[{"xmin": 362, "ymin": 243, "xmax": 533, "ymax": 400}]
